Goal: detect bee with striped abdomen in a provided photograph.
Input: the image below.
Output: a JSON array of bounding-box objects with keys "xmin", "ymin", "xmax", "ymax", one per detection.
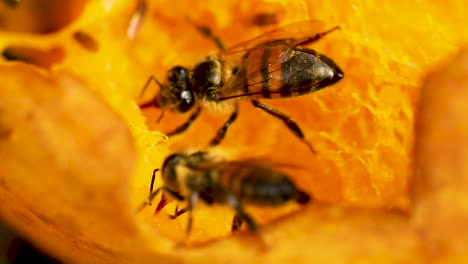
[
  {"xmin": 138, "ymin": 151, "xmax": 310, "ymax": 235},
  {"xmin": 139, "ymin": 20, "xmax": 344, "ymax": 153}
]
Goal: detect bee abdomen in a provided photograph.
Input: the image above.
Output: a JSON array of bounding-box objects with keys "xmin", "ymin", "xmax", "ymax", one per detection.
[
  {"xmin": 233, "ymin": 167, "xmax": 299, "ymax": 206},
  {"xmin": 278, "ymin": 47, "xmax": 344, "ymax": 97},
  {"xmin": 243, "ymin": 45, "xmax": 343, "ymax": 100}
]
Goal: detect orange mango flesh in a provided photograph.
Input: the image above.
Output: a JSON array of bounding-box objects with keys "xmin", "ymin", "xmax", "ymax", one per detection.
[{"xmin": 0, "ymin": 0, "xmax": 467, "ymax": 263}]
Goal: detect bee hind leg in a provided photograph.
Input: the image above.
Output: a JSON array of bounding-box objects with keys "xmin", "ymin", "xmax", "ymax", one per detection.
[
  {"xmin": 172, "ymin": 193, "xmax": 198, "ymax": 247},
  {"xmin": 185, "ymin": 192, "xmax": 199, "ymax": 238},
  {"xmin": 208, "ymin": 105, "xmax": 239, "ymax": 147},
  {"xmin": 227, "ymin": 194, "xmax": 258, "ymax": 233},
  {"xmin": 251, "ymin": 100, "xmax": 317, "ymax": 154}
]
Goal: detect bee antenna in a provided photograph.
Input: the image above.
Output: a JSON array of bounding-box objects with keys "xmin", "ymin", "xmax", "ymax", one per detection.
[
  {"xmin": 139, "ymin": 76, "xmax": 164, "ymax": 109},
  {"xmin": 140, "ymin": 76, "xmax": 164, "ymax": 98},
  {"xmin": 184, "ymin": 16, "xmax": 225, "ymax": 50}
]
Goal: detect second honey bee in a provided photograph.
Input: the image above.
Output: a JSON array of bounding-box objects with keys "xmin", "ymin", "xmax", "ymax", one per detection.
[
  {"xmin": 139, "ymin": 151, "xmax": 310, "ymax": 234},
  {"xmin": 140, "ymin": 20, "xmax": 344, "ymax": 153}
]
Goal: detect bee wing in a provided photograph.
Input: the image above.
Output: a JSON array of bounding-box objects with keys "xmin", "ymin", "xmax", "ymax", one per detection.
[
  {"xmin": 227, "ymin": 158, "xmax": 305, "ymax": 171},
  {"xmin": 217, "ymin": 45, "xmax": 306, "ymax": 100},
  {"xmin": 186, "ymin": 156, "xmax": 304, "ymax": 171},
  {"xmin": 217, "ymin": 20, "xmax": 339, "ymax": 100},
  {"xmin": 219, "ymin": 45, "xmax": 293, "ymax": 101},
  {"xmin": 184, "ymin": 159, "xmax": 230, "ymax": 171},
  {"xmin": 220, "ymin": 20, "xmax": 328, "ymax": 56}
]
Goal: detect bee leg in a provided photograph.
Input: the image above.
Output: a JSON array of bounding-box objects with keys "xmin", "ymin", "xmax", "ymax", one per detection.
[
  {"xmin": 136, "ymin": 187, "xmax": 163, "ymax": 212},
  {"xmin": 251, "ymin": 100, "xmax": 317, "ymax": 154},
  {"xmin": 227, "ymin": 194, "xmax": 258, "ymax": 233},
  {"xmin": 169, "ymin": 206, "xmax": 189, "ymax": 220},
  {"xmin": 155, "ymin": 193, "xmax": 169, "ymax": 215},
  {"xmin": 137, "ymin": 183, "xmax": 185, "ymax": 213},
  {"xmin": 148, "ymin": 168, "xmax": 159, "ymax": 205},
  {"xmin": 139, "ymin": 75, "xmax": 165, "ymax": 109},
  {"xmin": 208, "ymin": 104, "xmax": 239, "ymax": 147},
  {"xmin": 193, "ymin": 24, "xmax": 225, "ymax": 50},
  {"xmin": 155, "ymin": 188, "xmax": 185, "ymax": 215},
  {"xmin": 296, "ymin": 26, "xmax": 341, "ymax": 46},
  {"xmin": 185, "ymin": 192, "xmax": 199, "ymax": 238},
  {"xmin": 231, "ymin": 213, "xmax": 244, "ymax": 232},
  {"xmin": 166, "ymin": 106, "xmax": 202, "ymax": 137}
]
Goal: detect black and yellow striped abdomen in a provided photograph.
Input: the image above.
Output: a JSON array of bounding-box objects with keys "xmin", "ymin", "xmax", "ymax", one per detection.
[
  {"xmin": 237, "ymin": 43, "xmax": 343, "ymax": 100},
  {"xmin": 220, "ymin": 163, "xmax": 300, "ymax": 206}
]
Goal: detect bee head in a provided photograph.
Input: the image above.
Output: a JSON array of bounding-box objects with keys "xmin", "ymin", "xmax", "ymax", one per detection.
[
  {"xmin": 162, "ymin": 66, "xmax": 195, "ymax": 113},
  {"xmin": 161, "ymin": 153, "xmax": 183, "ymax": 188}
]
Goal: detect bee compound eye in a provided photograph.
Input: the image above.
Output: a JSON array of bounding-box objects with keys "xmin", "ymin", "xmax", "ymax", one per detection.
[{"xmin": 168, "ymin": 66, "xmax": 188, "ymax": 82}]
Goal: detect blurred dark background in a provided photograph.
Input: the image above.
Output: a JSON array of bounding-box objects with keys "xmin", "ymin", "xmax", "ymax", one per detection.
[
  {"xmin": 0, "ymin": 0, "xmax": 78, "ymax": 263},
  {"xmin": 0, "ymin": 221, "xmax": 61, "ymax": 264}
]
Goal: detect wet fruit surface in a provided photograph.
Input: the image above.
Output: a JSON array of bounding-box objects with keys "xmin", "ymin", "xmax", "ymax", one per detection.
[{"xmin": 0, "ymin": 0, "xmax": 466, "ymax": 263}]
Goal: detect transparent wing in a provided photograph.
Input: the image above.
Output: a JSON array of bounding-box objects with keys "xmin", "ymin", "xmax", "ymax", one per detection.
[
  {"xmin": 219, "ymin": 47, "xmax": 291, "ymax": 99},
  {"xmin": 220, "ymin": 20, "xmax": 328, "ymax": 56},
  {"xmin": 217, "ymin": 20, "xmax": 339, "ymax": 100},
  {"xmin": 184, "ymin": 155, "xmax": 304, "ymax": 172},
  {"xmin": 224, "ymin": 158, "xmax": 305, "ymax": 171},
  {"xmin": 184, "ymin": 158, "xmax": 229, "ymax": 171},
  {"xmin": 219, "ymin": 46, "xmax": 330, "ymax": 100}
]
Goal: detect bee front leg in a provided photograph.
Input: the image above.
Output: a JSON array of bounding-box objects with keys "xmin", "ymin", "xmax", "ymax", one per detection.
[
  {"xmin": 155, "ymin": 188, "xmax": 185, "ymax": 215},
  {"xmin": 148, "ymin": 168, "xmax": 159, "ymax": 205},
  {"xmin": 166, "ymin": 106, "xmax": 202, "ymax": 137},
  {"xmin": 208, "ymin": 104, "xmax": 239, "ymax": 147},
  {"xmin": 169, "ymin": 205, "xmax": 190, "ymax": 220},
  {"xmin": 155, "ymin": 193, "xmax": 169, "ymax": 215},
  {"xmin": 136, "ymin": 186, "xmax": 162, "ymax": 212},
  {"xmin": 251, "ymin": 100, "xmax": 317, "ymax": 154},
  {"xmin": 137, "ymin": 185, "xmax": 183, "ymax": 213}
]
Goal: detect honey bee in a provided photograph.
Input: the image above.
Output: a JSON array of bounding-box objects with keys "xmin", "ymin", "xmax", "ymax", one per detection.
[
  {"xmin": 138, "ymin": 151, "xmax": 311, "ymax": 234},
  {"xmin": 139, "ymin": 20, "xmax": 344, "ymax": 153}
]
